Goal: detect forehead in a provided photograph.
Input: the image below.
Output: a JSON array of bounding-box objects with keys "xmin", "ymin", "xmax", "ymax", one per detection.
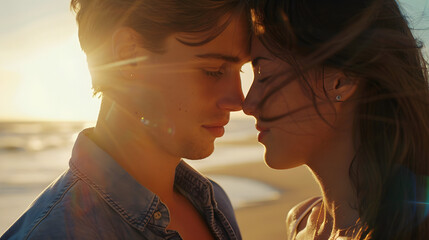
[
  {"xmin": 250, "ymin": 37, "xmax": 279, "ymax": 71},
  {"xmin": 207, "ymin": 14, "xmax": 250, "ymax": 57},
  {"xmin": 250, "ymin": 38, "xmax": 272, "ymax": 61},
  {"xmin": 167, "ymin": 14, "xmax": 250, "ymax": 63}
]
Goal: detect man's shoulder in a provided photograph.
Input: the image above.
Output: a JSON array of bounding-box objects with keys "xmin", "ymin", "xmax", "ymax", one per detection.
[
  {"xmin": 1, "ymin": 170, "xmax": 117, "ymax": 240},
  {"xmin": 1, "ymin": 170, "xmax": 75, "ymax": 239}
]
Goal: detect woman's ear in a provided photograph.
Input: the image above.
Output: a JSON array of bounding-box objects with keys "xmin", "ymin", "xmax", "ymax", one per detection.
[{"xmin": 325, "ymin": 70, "xmax": 359, "ymax": 102}]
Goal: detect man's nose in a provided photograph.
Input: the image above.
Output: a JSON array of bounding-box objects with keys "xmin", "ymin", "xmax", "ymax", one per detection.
[{"xmin": 217, "ymin": 73, "xmax": 245, "ymax": 112}]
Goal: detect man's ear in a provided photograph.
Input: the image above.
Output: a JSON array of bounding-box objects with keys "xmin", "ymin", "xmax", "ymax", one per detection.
[
  {"xmin": 112, "ymin": 27, "xmax": 139, "ymax": 62},
  {"xmin": 325, "ymin": 70, "xmax": 359, "ymax": 102},
  {"xmin": 111, "ymin": 27, "xmax": 145, "ymax": 79}
]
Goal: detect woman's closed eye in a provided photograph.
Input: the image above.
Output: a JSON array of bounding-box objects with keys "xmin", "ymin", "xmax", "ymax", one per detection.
[
  {"xmin": 253, "ymin": 64, "xmax": 272, "ymax": 83},
  {"xmin": 257, "ymin": 76, "xmax": 271, "ymax": 83}
]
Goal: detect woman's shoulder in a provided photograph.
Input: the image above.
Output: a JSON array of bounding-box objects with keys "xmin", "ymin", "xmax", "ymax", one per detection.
[
  {"xmin": 286, "ymin": 196, "xmax": 322, "ymax": 239},
  {"xmin": 286, "ymin": 196, "xmax": 322, "ymax": 225}
]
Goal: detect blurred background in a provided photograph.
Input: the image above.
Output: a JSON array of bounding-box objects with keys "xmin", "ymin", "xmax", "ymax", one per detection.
[{"xmin": 0, "ymin": 0, "xmax": 427, "ymax": 239}]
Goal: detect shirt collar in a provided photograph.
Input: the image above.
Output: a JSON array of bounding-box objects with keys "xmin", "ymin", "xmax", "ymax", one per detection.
[
  {"xmin": 175, "ymin": 162, "xmax": 217, "ymax": 212},
  {"xmin": 69, "ymin": 128, "xmax": 161, "ymax": 230},
  {"xmin": 68, "ymin": 128, "xmax": 218, "ymax": 231}
]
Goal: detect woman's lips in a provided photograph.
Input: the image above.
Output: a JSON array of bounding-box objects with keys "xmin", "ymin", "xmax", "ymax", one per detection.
[
  {"xmin": 256, "ymin": 124, "xmax": 269, "ymax": 132},
  {"xmin": 256, "ymin": 124, "xmax": 270, "ymax": 142}
]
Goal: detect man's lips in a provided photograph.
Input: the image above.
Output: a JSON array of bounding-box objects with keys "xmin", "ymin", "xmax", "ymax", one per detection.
[{"xmin": 202, "ymin": 121, "xmax": 228, "ymax": 137}]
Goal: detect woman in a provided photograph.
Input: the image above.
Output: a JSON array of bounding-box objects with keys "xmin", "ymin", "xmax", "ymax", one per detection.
[{"xmin": 244, "ymin": 0, "xmax": 429, "ymax": 239}]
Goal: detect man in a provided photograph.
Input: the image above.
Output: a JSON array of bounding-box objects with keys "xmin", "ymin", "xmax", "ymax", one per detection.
[{"xmin": 1, "ymin": 0, "xmax": 249, "ymax": 239}]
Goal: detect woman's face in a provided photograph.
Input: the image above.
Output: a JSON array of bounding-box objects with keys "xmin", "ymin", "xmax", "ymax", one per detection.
[{"xmin": 243, "ymin": 38, "xmax": 347, "ymax": 169}]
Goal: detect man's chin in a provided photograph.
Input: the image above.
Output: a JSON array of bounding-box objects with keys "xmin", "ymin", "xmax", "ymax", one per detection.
[{"xmin": 183, "ymin": 143, "xmax": 215, "ymax": 160}]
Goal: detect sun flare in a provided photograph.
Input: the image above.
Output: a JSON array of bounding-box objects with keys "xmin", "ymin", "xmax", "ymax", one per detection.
[{"xmin": 1, "ymin": 34, "xmax": 100, "ymax": 122}]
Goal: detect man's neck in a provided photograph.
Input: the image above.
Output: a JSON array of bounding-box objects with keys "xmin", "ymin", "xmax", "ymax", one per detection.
[{"xmin": 91, "ymin": 102, "xmax": 182, "ymax": 201}]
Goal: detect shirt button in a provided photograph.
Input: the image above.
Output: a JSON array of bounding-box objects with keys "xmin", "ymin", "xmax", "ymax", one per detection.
[{"xmin": 153, "ymin": 211, "xmax": 162, "ymax": 220}]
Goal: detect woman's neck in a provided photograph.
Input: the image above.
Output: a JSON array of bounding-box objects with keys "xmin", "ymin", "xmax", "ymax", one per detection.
[{"xmin": 307, "ymin": 133, "xmax": 360, "ymax": 238}]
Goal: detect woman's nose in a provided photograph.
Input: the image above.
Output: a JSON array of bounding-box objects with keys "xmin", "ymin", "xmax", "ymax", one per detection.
[{"xmin": 242, "ymin": 86, "xmax": 259, "ymax": 116}]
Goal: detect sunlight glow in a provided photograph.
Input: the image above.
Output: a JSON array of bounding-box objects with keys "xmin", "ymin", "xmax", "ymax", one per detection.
[
  {"xmin": 1, "ymin": 34, "xmax": 100, "ymax": 121},
  {"xmin": 240, "ymin": 62, "xmax": 254, "ymax": 96},
  {"xmin": 93, "ymin": 56, "xmax": 149, "ymax": 72},
  {"xmin": 3, "ymin": 0, "xmax": 423, "ymax": 122},
  {"xmin": 231, "ymin": 62, "xmax": 254, "ymax": 119}
]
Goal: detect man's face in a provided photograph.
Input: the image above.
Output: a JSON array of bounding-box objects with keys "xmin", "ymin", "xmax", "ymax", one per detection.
[{"xmin": 111, "ymin": 14, "xmax": 249, "ymax": 160}]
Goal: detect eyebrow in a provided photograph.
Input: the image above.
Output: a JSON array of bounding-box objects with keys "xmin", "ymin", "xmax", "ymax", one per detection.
[
  {"xmin": 196, "ymin": 53, "xmax": 241, "ymax": 63},
  {"xmin": 252, "ymin": 56, "xmax": 271, "ymax": 67}
]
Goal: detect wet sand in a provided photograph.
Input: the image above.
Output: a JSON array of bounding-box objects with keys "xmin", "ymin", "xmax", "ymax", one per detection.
[{"xmin": 202, "ymin": 161, "xmax": 321, "ymax": 240}]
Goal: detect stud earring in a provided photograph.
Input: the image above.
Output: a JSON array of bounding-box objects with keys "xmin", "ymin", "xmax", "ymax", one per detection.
[
  {"xmin": 336, "ymin": 95, "xmax": 342, "ymax": 101},
  {"xmin": 258, "ymin": 66, "xmax": 261, "ymax": 76}
]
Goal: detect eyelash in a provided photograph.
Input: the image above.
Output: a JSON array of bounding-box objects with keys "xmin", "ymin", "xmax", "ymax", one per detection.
[
  {"xmin": 258, "ymin": 76, "xmax": 271, "ymax": 83},
  {"xmin": 204, "ymin": 69, "xmax": 224, "ymax": 79}
]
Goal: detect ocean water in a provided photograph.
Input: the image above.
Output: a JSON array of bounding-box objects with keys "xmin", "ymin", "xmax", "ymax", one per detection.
[
  {"xmin": 0, "ymin": 118, "xmax": 280, "ymax": 234},
  {"xmin": 0, "ymin": 118, "xmax": 261, "ymax": 186},
  {"xmin": 0, "ymin": 121, "xmax": 90, "ymax": 187}
]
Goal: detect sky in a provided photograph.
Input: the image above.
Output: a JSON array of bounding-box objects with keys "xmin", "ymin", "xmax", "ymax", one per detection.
[{"xmin": 0, "ymin": 0, "xmax": 427, "ymax": 121}]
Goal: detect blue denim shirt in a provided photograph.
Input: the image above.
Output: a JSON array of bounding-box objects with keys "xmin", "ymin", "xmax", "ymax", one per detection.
[{"xmin": 2, "ymin": 129, "xmax": 241, "ymax": 240}]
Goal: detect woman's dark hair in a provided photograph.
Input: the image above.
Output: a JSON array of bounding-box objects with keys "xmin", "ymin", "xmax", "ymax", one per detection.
[
  {"xmin": 250, "ymin": 0, "xmax": 429, "ymax": 239},
  {"xmin": 70, "ymin": 0, "xmax": 246, "ymax": 94}
]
